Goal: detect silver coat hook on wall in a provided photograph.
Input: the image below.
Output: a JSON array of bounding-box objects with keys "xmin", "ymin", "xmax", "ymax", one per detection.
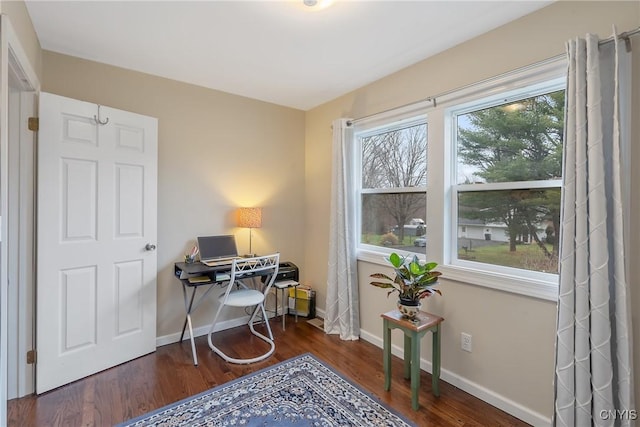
[{"xmin": 94, "ymin": 105, "xmax": 109, "ymax": 125}]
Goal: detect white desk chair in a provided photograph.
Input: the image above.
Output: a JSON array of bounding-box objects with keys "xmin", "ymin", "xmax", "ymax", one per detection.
[{"xmin": 207, "ymin": 253, "xmax": 279, "ymax": 364}]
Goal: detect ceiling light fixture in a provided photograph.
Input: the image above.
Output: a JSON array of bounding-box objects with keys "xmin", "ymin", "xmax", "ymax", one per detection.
[{"xmin": 301, "ymin": 0, "xmax": 334, "ymax": 10}]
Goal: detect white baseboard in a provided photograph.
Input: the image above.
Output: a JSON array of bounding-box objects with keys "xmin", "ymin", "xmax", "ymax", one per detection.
[
  {"xmin": 156, "ymin": 289, "xmax": 312, "ymax": 348},
  {"xmin": 359, "ymin": 328, "xmax": 551, "ymax": 427},
  {"xmin": 156, "ymin": 315, "xmax": 256, "ymax": 347},
  {"xmin": 155, "ymin": 306, "xmax": 328, "ymax": 348}
]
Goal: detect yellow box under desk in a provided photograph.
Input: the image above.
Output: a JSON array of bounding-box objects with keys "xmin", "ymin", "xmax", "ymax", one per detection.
[{"xmin": 288, "ymin": 287, "xmax": 315, "ymax": 318}]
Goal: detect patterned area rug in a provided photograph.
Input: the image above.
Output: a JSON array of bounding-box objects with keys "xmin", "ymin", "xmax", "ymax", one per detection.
[{"xmin": 117, "ymin": 353, "xmax": 414, "ymax": 426}]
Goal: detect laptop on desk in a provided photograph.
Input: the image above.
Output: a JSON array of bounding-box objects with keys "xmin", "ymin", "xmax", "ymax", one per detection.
[{"xmin": 197, "ymin": 235, "xmax": 243, "ymax": 267}]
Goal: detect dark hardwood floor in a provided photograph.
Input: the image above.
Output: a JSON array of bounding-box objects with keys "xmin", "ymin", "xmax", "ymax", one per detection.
[{"xmin": 8, "ymin": 317, "xmax": 530, "ymax": 426}]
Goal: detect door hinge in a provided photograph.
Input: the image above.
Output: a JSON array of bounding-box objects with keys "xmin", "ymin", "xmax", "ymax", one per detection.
[
  {"xmin": 28, "ymin": 117, "xmax": 39, "ymax": 131},
  {"xmin": 26, "ymin": 349, "xmax": 36, "ymax": 364}
]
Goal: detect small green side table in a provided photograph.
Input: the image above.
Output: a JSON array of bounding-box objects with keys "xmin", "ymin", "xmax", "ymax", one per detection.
[{"xmin": 381, "ymin": 309, "xmax": 444, "ymax": 410}]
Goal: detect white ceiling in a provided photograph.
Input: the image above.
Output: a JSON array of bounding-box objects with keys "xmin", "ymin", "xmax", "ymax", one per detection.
[{"xmin": 25, "ymin": 0, "xmax": 553, "ymax": 111}]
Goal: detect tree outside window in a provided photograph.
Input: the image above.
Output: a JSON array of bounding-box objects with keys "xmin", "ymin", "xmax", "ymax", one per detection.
[
  {"xmin": 454, "ymin": 89, "xmax": 564, "ymax": 273},
  {"xmin": 358, "ymin": 119, "xmax": 427, "ymax": 254}
]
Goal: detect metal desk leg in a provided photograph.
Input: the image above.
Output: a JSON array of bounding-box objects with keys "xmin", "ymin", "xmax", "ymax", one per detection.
[
  {"xmin": 180, "ymin": 287, "xmax": 197, "ymax": 342},
  {"xmin": 179, "ymin": 282, "xmax": 218, "ymax": 366},
  {"xmin": 180, "ymin": 284, "xmax": 199, "ymax": 366},
  {"xmin": 294, "ymin": 286, "xmax": 298, "ymax": 323},
  {"xmin": 383, "ymin": 318, "xmax": 392, "ymax": 391},
  {"xmin": 273, "ymin": 286, "xmax": 288, "ymax": 330},
  {"xmin": 280, "ymin": 287, "xmax": 286, "ymax": 330},
  {"xmin": 186, "ymin": 313, "xmax": 198, "ymax": 366}
]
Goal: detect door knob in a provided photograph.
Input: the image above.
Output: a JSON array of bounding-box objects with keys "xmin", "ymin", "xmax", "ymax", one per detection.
[{"xmin": 145, "ymin": 243, "xmax": 157, "ymax": 251}]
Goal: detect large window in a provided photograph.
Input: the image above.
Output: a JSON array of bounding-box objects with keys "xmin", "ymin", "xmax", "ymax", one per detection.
[
  {"xmin": 357, "ymin": 118, "xmax": 427, "ymax": 255},
  {"xmin": 451, "ymin": 85, "xmax": 565, "ymax": 278},
  {"xmin": 353, "ymin": 58, "xmax": 567, "ymax": 300}
]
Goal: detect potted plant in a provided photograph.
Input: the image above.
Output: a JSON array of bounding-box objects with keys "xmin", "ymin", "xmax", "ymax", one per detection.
[{"xmin": 370, "ymin": 252, "xmax": 442, "ymax": 319}]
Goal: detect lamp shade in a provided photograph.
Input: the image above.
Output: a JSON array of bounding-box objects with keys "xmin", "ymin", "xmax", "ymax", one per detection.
[{"xmin": 237, "ymin": 207, "xmax": 262, "ymax": 228}]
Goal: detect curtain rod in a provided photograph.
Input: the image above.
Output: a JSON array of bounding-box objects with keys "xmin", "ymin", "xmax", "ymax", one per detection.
[
  {"xmin": 346, "ymin": 54, "xmax": 564, "ymax": 126},
  {"xmin": 600, "ymin": 26, "xmax": 640, "ymax": 47},
  {"xmin": 347, "ymin": 26, "xmax": 640, "ymax": 127}
]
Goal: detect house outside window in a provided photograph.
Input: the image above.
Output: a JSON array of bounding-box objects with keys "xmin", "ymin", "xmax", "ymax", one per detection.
[
  {"xmin": 356, "ymin": 117, "xmax": 427, "ymax": 256},
  {"xmin": 451, "ymin": 85, "xmax": 565, "ymax": 279}
]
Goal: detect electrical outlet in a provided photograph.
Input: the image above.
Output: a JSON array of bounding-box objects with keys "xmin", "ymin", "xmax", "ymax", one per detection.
[{"xmin": 461, "ymin": 332, "xmax": 472, "ymax": 352}]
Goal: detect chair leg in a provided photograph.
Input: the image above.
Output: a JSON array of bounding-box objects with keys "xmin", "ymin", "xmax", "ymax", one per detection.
[
  {"xmin": 249, "ymin": 303, "xmax": 273, "ymax": 341},
  {"xmin": 262, "ymin": 304, "xmax": 274, "ymax": 340},
  {"xmin": 210, "ymin": 303, "xmax": 275, "ymax": 365},
  {"xmin": 207, "ymin": 304, "xmax": 227, "ymax": 359}
]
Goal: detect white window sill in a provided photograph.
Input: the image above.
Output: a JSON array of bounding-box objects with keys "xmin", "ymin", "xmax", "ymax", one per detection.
[
  {"xmin": 438, "ymin": 264, "xmax": 558, "ymax": 301},
  {"xmin": 357, "ymin": 248, "xmax": 559, "ymax": 301},
  {"xmin": 358, "ymin": 248, "xmax": 426, "ymax": 266}
]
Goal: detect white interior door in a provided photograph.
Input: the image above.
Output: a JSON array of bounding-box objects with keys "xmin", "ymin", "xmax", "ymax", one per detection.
[{"xmin": 36, "ymin": 92, "xmax": 158, "ymax": 394}]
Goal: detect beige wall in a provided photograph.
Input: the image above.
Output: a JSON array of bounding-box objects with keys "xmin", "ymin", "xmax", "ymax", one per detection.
[
  {"xmin": 0, "ymin": 0, "xmax": 43, "ymax": 82},
  {"xmin": 304, "ymin": 1, "xmax": 640, "ymax": 423},
  {"xmin": 42, "ymin": 52, "xmax": 306, "ymax": 336}
]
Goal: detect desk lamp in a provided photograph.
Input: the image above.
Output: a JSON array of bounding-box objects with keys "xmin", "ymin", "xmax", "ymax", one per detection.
[{"xmin": 237, "ymin": 207, "xmax": 262, "ymax": 257}]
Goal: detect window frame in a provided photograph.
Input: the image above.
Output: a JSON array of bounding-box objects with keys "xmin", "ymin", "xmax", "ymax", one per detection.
[
  {"xmin": 354, "ymin": 57, "xmax": 567, "ymax": 301},
  {"xmin": 354, "ymin": 114, "xmax": 429, "ymax": 261},
  {"xmin": 440, "ymin": 71, "xmax": 566, "ymax": 301}
]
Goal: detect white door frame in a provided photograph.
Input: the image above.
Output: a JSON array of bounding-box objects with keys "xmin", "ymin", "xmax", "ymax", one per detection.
[{"xmin": 0, "ymin": 14, "xmax": 40, "ymax": 422}]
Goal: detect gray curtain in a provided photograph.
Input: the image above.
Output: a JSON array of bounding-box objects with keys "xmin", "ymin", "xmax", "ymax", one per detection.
[
  {"xmin": 554, "ymin": 33, "xmax": 634, "ymax": 426},
  {"xmin": 325, "ymin": 118, "xmax": 360, "ymax": 340}
]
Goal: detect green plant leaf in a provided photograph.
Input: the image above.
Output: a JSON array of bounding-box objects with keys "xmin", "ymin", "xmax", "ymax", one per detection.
[
  {"xmin": 408, "ymin": 261, "xmax": 423, "ymax": 275},
  {"xmin": 389, "ymin": 252, "xmax": 402, "ymax": 268},
  {"xmin": 424, "ymin": 261, "xmax": 438, "ymax": 270}
]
